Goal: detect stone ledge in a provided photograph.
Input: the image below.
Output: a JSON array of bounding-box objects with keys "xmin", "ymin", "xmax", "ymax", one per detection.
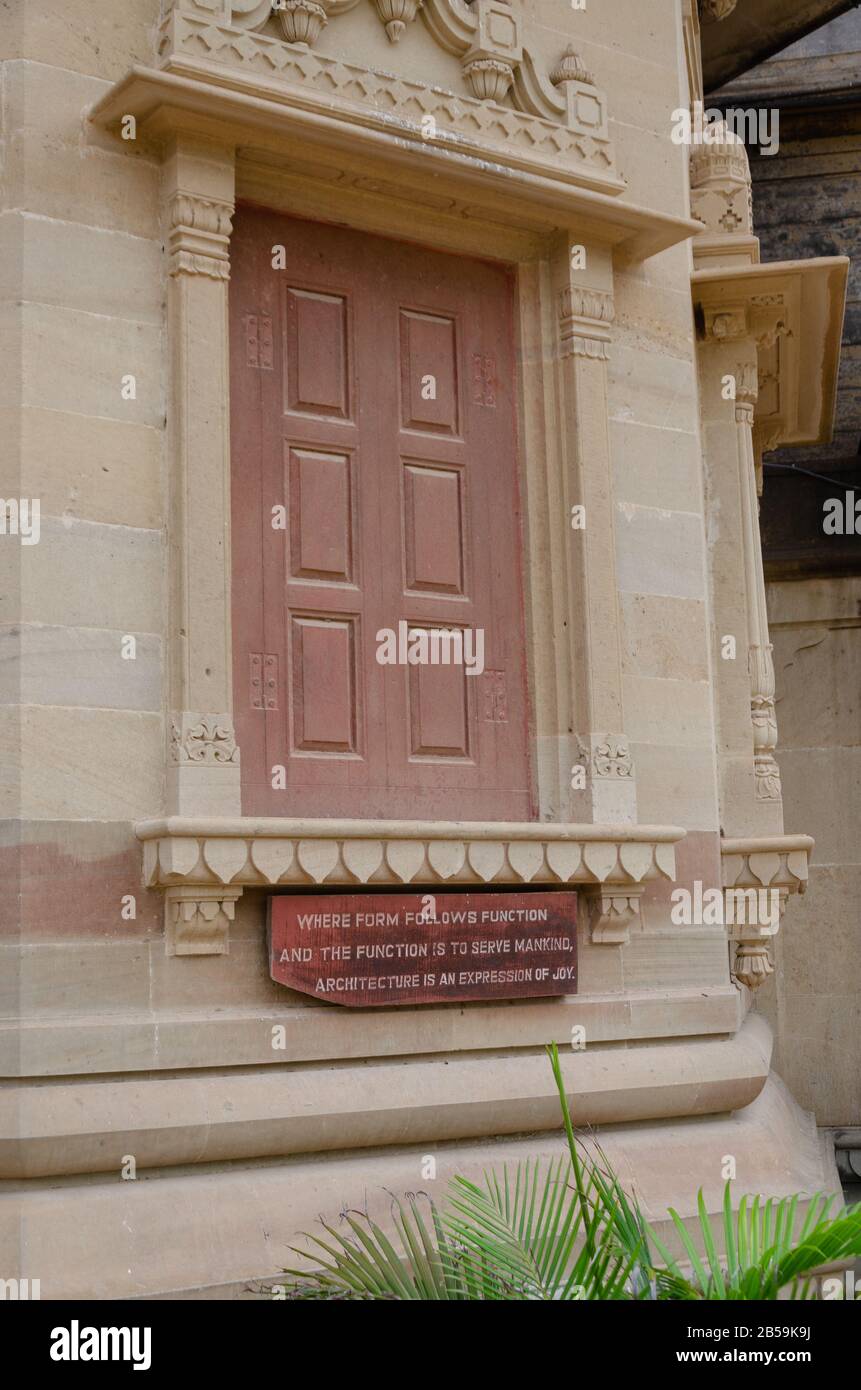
[
  {"xmin": 1, "ymin": 1015, "xmax": 768, "ymax": 1180},
  {"xmin": 0, "ymin": 986, "xmax": 741, "ymax": 1078},
  {"xmin": 3, "ymin": 1063, "xmax": 836, "ymax": 1300},
  {"xmin": 136, "ymin": 816, "xmax": 685, "ymax": 955}
]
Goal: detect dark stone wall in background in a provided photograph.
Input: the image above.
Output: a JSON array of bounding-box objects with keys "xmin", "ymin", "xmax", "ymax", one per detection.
[{"xmin": 715, "ymin": 11, "xmax": 861, "ymax": 577}]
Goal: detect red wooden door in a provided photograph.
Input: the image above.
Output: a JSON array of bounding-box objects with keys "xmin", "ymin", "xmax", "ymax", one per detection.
[{"xmin": 230, "ymin": 208, "xmax": 533, "ymax": 821}]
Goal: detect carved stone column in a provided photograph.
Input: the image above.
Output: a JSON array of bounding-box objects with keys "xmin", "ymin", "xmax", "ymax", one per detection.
[
  {"xmin": 162, "ymin": 135, "xmax": 242, "ymax": 953},
  {"xmin": 734, "ymin": 366, "xmax": 782, "ymax": 804},
  {"xmin": 554, "ymin": 249, "xmax": 637, "ymax": 829}
]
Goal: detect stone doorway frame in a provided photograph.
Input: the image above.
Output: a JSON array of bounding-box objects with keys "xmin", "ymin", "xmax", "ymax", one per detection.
[{"xmin": 90, "ymin": 15, "xmax": 700, "ymax": 953}]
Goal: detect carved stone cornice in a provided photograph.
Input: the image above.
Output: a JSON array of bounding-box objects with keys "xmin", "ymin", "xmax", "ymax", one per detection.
[
  {"xmin": 167, "ymin": 191, "xmax": 234, "ymax": 278},
  {"xmin": 137, "ymin": 817, "xmax": 683, "ymax": 953},
  {"xmin": 692, "ymin": 260, "xmax": 848, "ymax": 451},
  {"xmin": 559, "ymin": 286, "xmax": 615, "ymax": 360}
]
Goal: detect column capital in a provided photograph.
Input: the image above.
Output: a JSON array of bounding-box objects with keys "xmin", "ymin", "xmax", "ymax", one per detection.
[{"xmin": 559, "ymin": 286, "xmax": 615, "ymax": 360}]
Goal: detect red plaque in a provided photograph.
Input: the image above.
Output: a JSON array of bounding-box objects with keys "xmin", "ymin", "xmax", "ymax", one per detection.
[{"xmin": 268, "ymin": 891, "xmax": 577, "ymax": 1007}]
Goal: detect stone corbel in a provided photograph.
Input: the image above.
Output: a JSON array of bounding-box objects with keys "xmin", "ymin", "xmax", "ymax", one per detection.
[
  {"xmin": 559, "ymin": 286, "xmax": 615, "ymax": 361},
  {"xmin": 721, "ymin": 834, "xmax": 812, "ymax": 991},
  {"xmin": 166, "ymin": 885, "xmax": 243, "ymax": 956},
  {"xmin": 167, "ymin": 189, "xmax": 233, "ymax": 280},
  {"xmin": 585, "ymin": 887, "xmax": 645, "ymax": 946}
]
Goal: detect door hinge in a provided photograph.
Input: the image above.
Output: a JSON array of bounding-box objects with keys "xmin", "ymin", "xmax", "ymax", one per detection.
[
  {"xmin": 245, "ymin": 314, "xmax": 273, "ymax": 370},
  {"xmin": 250, "ymin": 652, "xmax": 278, "ymax": 710},
  {"xmin": 482, "ymin": 669, "xmax": 508, "ymax": 722}
]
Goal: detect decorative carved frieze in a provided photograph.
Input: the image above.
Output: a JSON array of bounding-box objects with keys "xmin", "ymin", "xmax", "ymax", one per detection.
[
  {"xmin": 559, "ymin": 286, "xmax": 615, "ymax": 361},
  {"xmin": 139, "ymin": 817, "xmax": 682, "ymax": 953},
  {"xmin": 167, "ymin": 192, "xmax": 233, "ymax": 279},
  {"xmin": 154, "ymin": 4, "xmax": 622, "ymax": 193}
]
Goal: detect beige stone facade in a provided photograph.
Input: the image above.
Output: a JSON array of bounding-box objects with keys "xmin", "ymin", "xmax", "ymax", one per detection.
[{"xmin": 0, "ymin": 0, "xmax": 850, "ymax": 1297}]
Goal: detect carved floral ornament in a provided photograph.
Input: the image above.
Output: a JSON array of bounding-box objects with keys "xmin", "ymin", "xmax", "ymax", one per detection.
[{"xmin": 155, "ymin": 0, "xmax": 620, "ymax": 185}]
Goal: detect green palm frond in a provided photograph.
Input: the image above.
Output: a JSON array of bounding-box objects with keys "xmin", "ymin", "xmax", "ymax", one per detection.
[
  {"xmin": 648, "ymin": 1184, "xmax": 861, "ymax": 1300},
  {"xmin": 276, "ymin": 1044, "xmax": 861, "ymax": 1301}
]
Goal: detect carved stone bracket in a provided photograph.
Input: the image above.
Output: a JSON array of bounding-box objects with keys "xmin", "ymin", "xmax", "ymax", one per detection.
[
  {"xmin": 138, "ymin": 818, "xmax": 683, "ymax": 954},
  {"xmin": 167, "ymin": 191, "xmax": 233, "ymax": 279},
  {"xmin": 559, "ymin": 287, "xmax": 615, "ymax": 361},
  {"xmin": 585, "ymin": 887, "xmax": 645, "ymax": 946},
  {"xmin": 721, "ymin": 834, "xmax": 812, "ymax": 991},
  {"xmin": 166, "ymin": 884, "xmax": 243, "ymax": 956}
]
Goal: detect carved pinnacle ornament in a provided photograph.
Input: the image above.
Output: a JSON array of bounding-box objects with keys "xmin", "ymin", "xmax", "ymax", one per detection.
[
  {"xmin": 373, "ymin": 0, "xmax": 422, "ymax": 44},
  {"xmin": 463, "ymin": 57, "xmax": 514, "ymax": 102},
  {"xmin": 277, "ymin": 0, "xmax": 330, "ymax": 47},
  {"xmin": 550, "ymin": 45, "xmax": 594, "ymax": 88}
]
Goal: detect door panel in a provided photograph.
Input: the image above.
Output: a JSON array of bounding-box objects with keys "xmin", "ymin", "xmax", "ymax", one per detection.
[{"xmin": 230, "ymin": 208, "xmax": 533, "ymax": 821}]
